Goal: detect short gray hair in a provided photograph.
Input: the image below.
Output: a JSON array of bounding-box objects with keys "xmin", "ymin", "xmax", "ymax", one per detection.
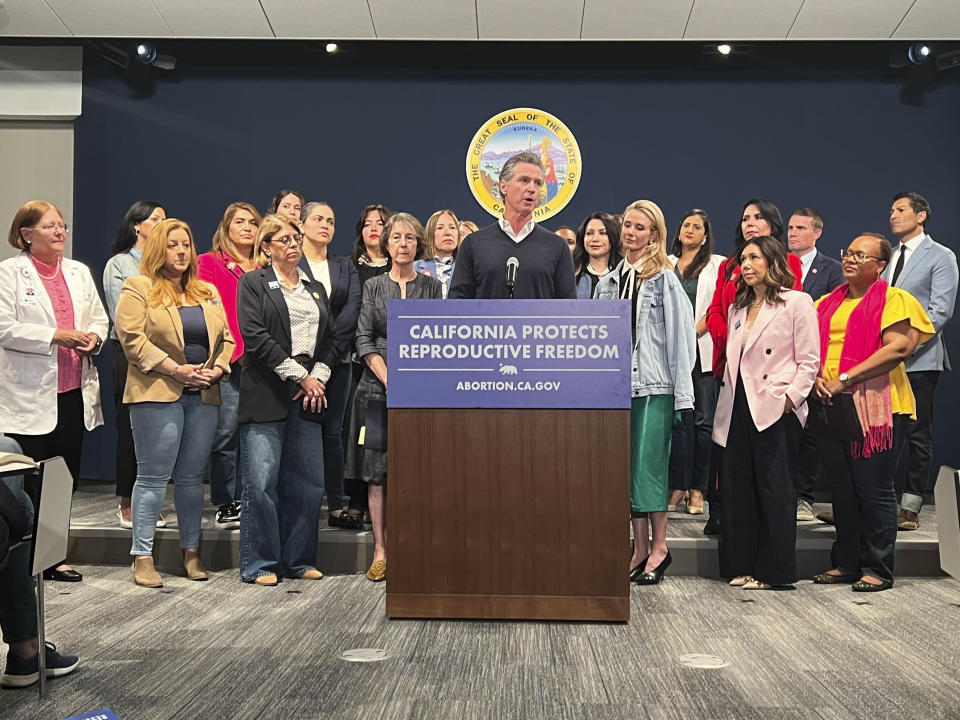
[{"xmin": 498, "ymin": 152, "xmax": 545, "ymax": 190}]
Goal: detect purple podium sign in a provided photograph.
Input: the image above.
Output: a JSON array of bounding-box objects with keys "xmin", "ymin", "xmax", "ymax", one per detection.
[{"xmin": 386, "ymin": 299, "xmax": 631, "ymax": 409}]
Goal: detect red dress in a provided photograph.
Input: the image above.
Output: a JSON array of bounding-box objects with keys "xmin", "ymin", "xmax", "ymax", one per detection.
[{"xmin": 705, "ymin": 253, "xmax": 803, "ymax": 379}]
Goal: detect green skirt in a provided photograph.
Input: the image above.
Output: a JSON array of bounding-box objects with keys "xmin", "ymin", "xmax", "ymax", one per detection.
[{"xmin": 630, "ymin": 394, "xmax": 674, "ymax": 513}]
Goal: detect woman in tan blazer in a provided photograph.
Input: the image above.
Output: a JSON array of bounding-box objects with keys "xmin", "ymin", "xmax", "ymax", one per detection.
[{"xmin": 116, "ymin": 218, "xmax": 234, "ymax": 588}]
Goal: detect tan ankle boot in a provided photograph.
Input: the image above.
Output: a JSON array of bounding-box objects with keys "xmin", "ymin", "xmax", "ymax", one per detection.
[
  {"xmin": 183, "ymin": 549, "xmax": 208, "ymax": 581},
  {"xmin": 132, "ymin": 556, "xmax": 163, "ymax": 588}
]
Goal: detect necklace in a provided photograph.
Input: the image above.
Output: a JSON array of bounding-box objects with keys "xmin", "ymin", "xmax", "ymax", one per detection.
[{"xmin": 31, "ymin": 255, "xmax": 61, "ymax": 280}]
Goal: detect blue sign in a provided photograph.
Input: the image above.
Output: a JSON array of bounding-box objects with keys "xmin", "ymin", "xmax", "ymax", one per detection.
[
  {"xmin": 386, "ymin": 299, "xmax": 631, "ymax": 409},
  {"xmin": 62, "ymin": 710, "xmax": 120, "ymax": 720}
]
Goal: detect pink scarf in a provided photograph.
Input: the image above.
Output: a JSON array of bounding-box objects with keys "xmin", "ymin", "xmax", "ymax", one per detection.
[{"xmin": 816, "ymin": 279, "xmax": 892, "ymax": 458}]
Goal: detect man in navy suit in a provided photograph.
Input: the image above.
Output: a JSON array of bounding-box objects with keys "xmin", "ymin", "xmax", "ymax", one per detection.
[
  {"xmin": 788, "ymin": 208, "xmax": 844, "ymax": 521},
  {"xmin": 884, "ymin": 192, "xmax": 958, "ymax": 530}
]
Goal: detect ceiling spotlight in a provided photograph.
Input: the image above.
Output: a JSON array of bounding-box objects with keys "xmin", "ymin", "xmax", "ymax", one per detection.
[
  {"xmin": 136, "ymin": 43, "xmax": 157, "ymax": 65},
  {"xmin": 908, "ymin": 42, "xmax": 932, "ymax": 65},
  {"xmin": 325, "ymin": 43, "xmax": 338, "ymax": 54},
  {"xmin": 717, "ymin": 44, "xmax": 732, "ymax": 56}
]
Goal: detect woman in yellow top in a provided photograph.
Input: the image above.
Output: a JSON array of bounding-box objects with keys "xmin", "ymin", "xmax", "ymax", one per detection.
[{"xmin": 812, "ymin": 232, "xmax": 933, "ymax": 592}]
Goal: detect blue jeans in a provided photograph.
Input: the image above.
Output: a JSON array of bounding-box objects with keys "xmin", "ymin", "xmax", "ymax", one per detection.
[
  {"xmin": 322, "ymin": 363, "xmax": 351, "ymax": 513},
  {"xmin": 129, "ymin": 394, "xmax": 219, "ymax": 555},
  {"xmin": 0, "ymin": 435, "xmax": 37, "ymax": 644},
  {"xmin": 238, "ymin": 405, "xmax": 325, "ymax": 581},
  {"xmin": 209, "ymin": 364, "xmax": 241, "ymax": 506}
]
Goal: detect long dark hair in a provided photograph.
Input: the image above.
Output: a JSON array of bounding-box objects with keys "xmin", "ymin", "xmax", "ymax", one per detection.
[
  {"xmin": 111, "ymin": 200, "xmax": 165, "ymax": 254},
  {"xmin": 669, "ymin": 208, "xmax": 715, "ymax": 279},
  {"xmin": 351, "ymin": 204, "xmax": 392, "ymax": 264},
  {"xmin": 266, "ymin": 188, "xmax": 305, "ymax": 216},
  {"xmin": 732, "ymin": 235, "xmax": 796, "ymax": 310},
  {"xmin": 726, "ymin": 198, "xmax": 784, "ymax": 280},
  {"xmin": 573, "ymin": 212, "xmax": 621, "ymax": 278}
]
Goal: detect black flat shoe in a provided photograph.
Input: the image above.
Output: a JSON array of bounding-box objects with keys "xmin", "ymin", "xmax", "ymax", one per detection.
[
  {"xmin": 852, "ymin": 579, "xmax": 893, "ymax": 592},
  {"xmin": 629, "ymin": 556, "xmax": 649, "ymax": 582},
  {"xmin": 43, "ymin": 568, "xmax": 82, "ymax": 583},
  {"xmin": 813, "ymin": 571, "xmax": 858, "ymax": 584},
  {"xmin": 703, "ymin": 516, "xmax": 721, "ymax": 535},
  {"xmin": 328, "ymin": 512, "xmax": 364, "ymax": 530},
  {"xmin": 635, "ymin": 551, "xmax": 672, "ymax": 585}
]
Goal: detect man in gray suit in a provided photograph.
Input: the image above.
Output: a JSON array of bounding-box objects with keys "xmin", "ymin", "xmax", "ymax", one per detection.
[{"xmin": 885, "ymin": 192, "xmax": 958, "ymax": 530}]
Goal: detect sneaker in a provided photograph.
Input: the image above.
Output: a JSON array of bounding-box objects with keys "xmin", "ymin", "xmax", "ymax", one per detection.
[
  {"xmin": 215, "ymin": 501, "xmax": 241, "ymax": 529},
  {"xmin": 796, "ymin": 500, "xmax": 815, "ymax": 521},
  {"xmin": 1, "ymin": 643, "xmax": 79, "ymax": 688}
]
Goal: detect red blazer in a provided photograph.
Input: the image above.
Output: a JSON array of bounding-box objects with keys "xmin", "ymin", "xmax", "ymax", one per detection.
[{"xmin": 705, "ymin": 253, "xmax": 803, "ymax": 378}]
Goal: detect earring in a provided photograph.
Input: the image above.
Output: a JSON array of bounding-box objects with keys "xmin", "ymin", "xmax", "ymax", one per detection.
[{"xmin": 133, "ymin": 226, "xmax": 139, "ymax": 236}]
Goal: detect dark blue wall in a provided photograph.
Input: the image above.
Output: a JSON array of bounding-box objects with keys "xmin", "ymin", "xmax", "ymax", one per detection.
[{"xmin": 71, "ymin": 44, "xmax": 960, "ymax": 481}]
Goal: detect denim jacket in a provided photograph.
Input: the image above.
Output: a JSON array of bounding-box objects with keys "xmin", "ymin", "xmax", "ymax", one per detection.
[{"xmin": 595, "ymin": 261, "xmax": 696, "ymax": 410}]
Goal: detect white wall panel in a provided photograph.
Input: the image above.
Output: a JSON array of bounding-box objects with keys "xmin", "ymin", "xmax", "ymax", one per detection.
[
  {"xmin": 152, "ymin": 0, "xmax": 273, "ymax": 38},
  {"xmin": 684, "ymin": 0, "xmax": 803, "ymax": 39},
  {"xmin": 260, "ymin": 0, "xmax": 375, "ymax": 39},
  {"xmin": 582, "ymin": 0, "xmax": 695, "ymax": 40},
  {"xmin": 368, "ymin": 0, "xmax": 477, "ymax": 39},
  {"xmin": 477, "ymin": 0, "xmax": 584, "ymax": 40}
]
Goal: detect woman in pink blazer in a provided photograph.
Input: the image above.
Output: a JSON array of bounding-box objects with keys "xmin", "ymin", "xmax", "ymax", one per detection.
[{"xmin": 713, "ymin": 236, "xmax": 820, "ymax": 589}]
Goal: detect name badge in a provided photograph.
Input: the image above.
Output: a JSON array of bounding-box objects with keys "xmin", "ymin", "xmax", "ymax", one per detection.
[
  {"xmin": 734, "ymin": 320, "xmax": 741, "ymax": 330},
  {"xmin": 268, "ymin": 281, "xmax": 280, "ymax": 289}
]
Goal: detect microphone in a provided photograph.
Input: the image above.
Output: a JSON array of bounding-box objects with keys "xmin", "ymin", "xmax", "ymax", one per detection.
[{"xmin": 505, "ymin": 256, "xmax": 519, "ymax": 299}]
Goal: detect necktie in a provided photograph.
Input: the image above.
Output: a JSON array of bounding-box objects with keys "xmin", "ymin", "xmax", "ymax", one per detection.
[{"xmin": 891, "ymin": 244, "xmax": 906, "ymax": 286}]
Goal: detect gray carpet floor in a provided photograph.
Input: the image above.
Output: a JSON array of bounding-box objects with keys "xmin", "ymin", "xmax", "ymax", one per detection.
[{"xmin": 2, "ymin": 565, "xmax": 959, "ymax": 719}]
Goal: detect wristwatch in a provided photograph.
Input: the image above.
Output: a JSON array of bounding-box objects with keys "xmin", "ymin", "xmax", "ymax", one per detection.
[{"xmin": 839, "ymin": 372, "xmax": 852, "ymax": 388}]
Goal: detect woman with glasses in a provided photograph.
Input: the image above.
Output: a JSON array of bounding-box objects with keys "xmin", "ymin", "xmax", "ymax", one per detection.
[
  {"xmin": 104, "ymin": 201, "xmax": 167, "ymax": 529},
  {"xmin": 116, "ymin": 219, "xmax": 234, "ymax": 588},
  {"xmin": 574, "ymin": 212, "xmax": 621, "ymax": 299},
  {"xmin": 236, "ymin": 214, "xmax": 333, "ymax": 586},
  {"xmin": 666, "ymin": 209, "xmax": 725, "ymax": 515},
  {"xmin": 198, "ymin": 202, "xmax": 262, "ymax": 530},
  {"xmin": 345, "ymin": 212, "xmax": 442, "ymax": 581},
  {"xmin": 0, "ymin": 201, "xmax": 109, "ymax": 583},
  {"xmin": 713, "ymin": 236, "xmax": 819, "ymax": 590},
  {"xmin": 298, "ymin": 201, "xmax": 363, "ymax": 531},
  {"xmin": 812, "ymin": 233, "xmax": 932, "ymax": 592}
]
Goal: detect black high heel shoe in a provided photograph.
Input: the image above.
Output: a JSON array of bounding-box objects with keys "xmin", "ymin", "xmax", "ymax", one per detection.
[
  {"xmin": 629, "ymin": 557, "xmax": 649, "ymax": 582},
  {"xmin": 635, "ymin": 551, "xmax": 672, "ymax": 585}
]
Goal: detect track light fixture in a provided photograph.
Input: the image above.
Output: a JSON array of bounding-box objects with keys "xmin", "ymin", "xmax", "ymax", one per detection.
[{"xmin": 908, "ymin": 42, "xmax": 932, "ymax": 65}]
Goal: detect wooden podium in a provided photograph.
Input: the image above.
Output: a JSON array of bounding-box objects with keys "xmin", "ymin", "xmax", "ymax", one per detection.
[
  {"xmin": 384, "ymin": 299, "xmax": 631, "ymax": 622},
  {"xmin": 386, "ymin": 407, "xmax": 629, "ymax": 621}
]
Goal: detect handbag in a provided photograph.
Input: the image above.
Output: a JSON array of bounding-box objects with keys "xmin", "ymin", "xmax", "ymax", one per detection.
[{"xmin": 806, "ymin": 393, "xmax": 864, "ymax": 441}]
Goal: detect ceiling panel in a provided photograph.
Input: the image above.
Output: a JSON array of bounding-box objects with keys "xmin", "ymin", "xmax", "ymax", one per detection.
[
  {"xmin": 788, "ymin": 0, "xmax": 913, "ymax": 39},
  {"xmin": 368, "ymin": 0, "xmax": 476, "ymax": 39},
  {"xmin": 260, "ymin": 0, "xmax": 375, "ymax": 39},
  {"xmin": 581, "ymin": 0, "xmax": 695, "ymax": 40},
  {"xmin": 477, "ymin": 0, "xmax": 584, "ymax": 40},
  {"xmin": 152, "ymin": 0, "xmax": 272, "ymax": 38},
  {"xmin": 684, "ymin": 0, "xmax": 803, "ymax": 39},
  {"xmin": 0, "ymin": 0, "xmax": 70, "ymax": 36},
  {"xmin": 45, "ymin": 0, "xmax": 171, "ymax": 37},
  {"xmin": 893, "ymin": 0, "xmax": 960, "ymax": 39}
]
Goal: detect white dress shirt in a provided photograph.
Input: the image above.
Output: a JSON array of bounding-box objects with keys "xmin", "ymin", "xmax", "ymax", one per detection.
[
  {"xmin": 498, "ymin": 216, "xmax": 536, "ymax": 243},
  {"xmin": 887, "ymin": 231, "xmax": 927, "ymax": 283},
  {"xmin": 798, "ymin": 247, "xmax": 817, "ymax": 283}
]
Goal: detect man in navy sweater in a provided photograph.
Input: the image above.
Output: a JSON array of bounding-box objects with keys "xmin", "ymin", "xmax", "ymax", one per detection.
[{"xmin": 449, "ymin": 152, "xmax": 576, "ymax": 300}]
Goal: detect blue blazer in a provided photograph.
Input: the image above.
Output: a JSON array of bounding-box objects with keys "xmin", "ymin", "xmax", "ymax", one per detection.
[
  {"xmin": 414, "ymin": 257, "xmax": 456, "ymax": 298},
  {"xmin": 298, "ymin": 253, "xmax": 361, "ymax": 367},
  {"xmin": 882, "ymin": 234, "xmax": 959, "ymax": 372},
  {"xmin": 800, "ymin": 249, "xmax": 844, "ymax": 302}
]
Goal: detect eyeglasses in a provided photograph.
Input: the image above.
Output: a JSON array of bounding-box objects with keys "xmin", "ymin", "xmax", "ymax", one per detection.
[
  {"xmin": 840, "ymin": 249, "xmax": 882, "ymax": 263},
  {"xmin": 30, "ymin": 223, "xmax": 69, "ymax": 234},
  {"xmin": 271, "ymin": 233, "xmax": 303, "ymax": 247}
]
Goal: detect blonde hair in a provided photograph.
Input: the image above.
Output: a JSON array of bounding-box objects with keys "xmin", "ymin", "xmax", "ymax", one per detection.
[
  {"xmin": 8, "ymin": 200, "xmax": 62, "ymax": 250},
  {"xmin": 255, "ymin": 213, "xmax": 301, "ymax": 267},
  {"xmin": 423, "ymin": 209, "xmax": 461, "ymax": 259},
  {"xmin": 212, "ymin": 201, "xmax": 262, "ymax": 261},
  {"xmin": 140, "ymin": 219, "xmax": 214, "ymax": 307},
  {"xmin": 622, "ymin": 199, "xmax": 671, "ymax": 280}
]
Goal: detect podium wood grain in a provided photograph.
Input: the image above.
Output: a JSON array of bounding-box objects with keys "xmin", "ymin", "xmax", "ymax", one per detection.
[{"xmin": 386, "ymin": 408, "xmax": 630, "ymax": 621}]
